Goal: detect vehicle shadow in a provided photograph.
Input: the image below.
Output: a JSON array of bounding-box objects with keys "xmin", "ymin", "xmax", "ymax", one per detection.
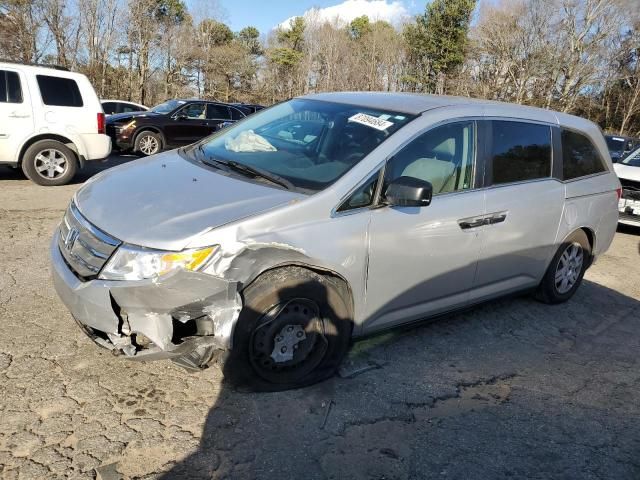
[
  {"xmin": 160, "ymin": 277, "xmax": 640, "ymax": 479},
  {"xmin": 0, "ymin": 154, "xmax": 137, "ymax": 184}
]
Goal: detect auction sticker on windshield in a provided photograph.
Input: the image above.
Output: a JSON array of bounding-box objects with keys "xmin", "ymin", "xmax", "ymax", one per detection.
[{"xmin": 348, "ymin": 113, "xmax": 394, "ymax": 131}]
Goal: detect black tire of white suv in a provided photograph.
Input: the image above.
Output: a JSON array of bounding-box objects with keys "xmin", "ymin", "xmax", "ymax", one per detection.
[{"xmin": 21, "ymin": 140, "xmax": 78, "ymax": 187}]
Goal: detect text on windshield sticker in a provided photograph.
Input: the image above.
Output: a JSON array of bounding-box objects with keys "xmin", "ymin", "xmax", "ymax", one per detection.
[{"xmin": 348, "ymin": 113, "xmax": 394, "ymax": 131}]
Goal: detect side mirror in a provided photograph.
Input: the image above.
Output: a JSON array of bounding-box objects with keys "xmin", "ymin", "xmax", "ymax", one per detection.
[{"xmin": 384, "ymin": 176, "xmax": 433, "ymax": 207}]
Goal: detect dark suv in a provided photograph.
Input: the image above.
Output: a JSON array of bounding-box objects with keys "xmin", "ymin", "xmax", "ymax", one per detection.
[
  {"xmin": 605, "ymin": 134, "xmax": 637, "ymax": 163},
  {"xmin": 106, "ymin": 99, "xmax": 247, "ymax": 155}
]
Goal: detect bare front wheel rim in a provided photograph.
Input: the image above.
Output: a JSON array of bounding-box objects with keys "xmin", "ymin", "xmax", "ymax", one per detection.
[
  {"xmin": 139, "ymin": 135, "xmax": 159, "ymax": 155},
  {"xmin": 249, "ymin": 298, "xmax": 328, "ymax": 383},
  {"xmin": 554, "ymin": 242, "xmax": 584, "ymax": 294},
  {"xmin": 34, "ymin": 148, "xmax": 68, "ymax": 179}
]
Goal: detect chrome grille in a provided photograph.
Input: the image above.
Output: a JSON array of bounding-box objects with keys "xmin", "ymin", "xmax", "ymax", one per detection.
[{"xmin": 58, "ymin": 202, "xmax": 120, "ymax": 279}]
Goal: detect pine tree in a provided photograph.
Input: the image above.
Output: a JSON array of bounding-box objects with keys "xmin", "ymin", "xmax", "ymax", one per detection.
[{"xmin": 404, "ymin": 0, "xmax": 476, "ymax": 93}]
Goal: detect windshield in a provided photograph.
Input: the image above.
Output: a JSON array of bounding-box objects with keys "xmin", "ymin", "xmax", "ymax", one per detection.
[
  {"xmin": 195, "ymin": 98, "xmax": 415, "ymax": 192},
  {"xmin": 621, "ymin": 148, "xmax": 640, "ymax": 167},
  {"xmin": 151, "ymin": 99, "xmax": 186, "ymax": 114}
]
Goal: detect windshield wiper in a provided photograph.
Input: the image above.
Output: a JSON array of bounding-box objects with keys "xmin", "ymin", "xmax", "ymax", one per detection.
[{"xmin": 204, "ymin": 157, "xmax": 294, "ymax": 190}]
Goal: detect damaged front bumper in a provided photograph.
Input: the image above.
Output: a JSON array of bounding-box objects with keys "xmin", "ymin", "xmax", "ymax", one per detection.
[{"xmin": 50, "ymin": 231, "xmax": 242, "ymax": 370}]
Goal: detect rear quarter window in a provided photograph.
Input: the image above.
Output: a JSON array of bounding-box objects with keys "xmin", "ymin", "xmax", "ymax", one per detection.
[
  {"xmin": 229, "ymin": 107, "xmax": 245, "ymax": 120},
  {"xmin": 0, "ymin": 70, "xmax": 23, "ymax": 103},
  {"xmin": 37, "ymin": 75, "xmax": 83, "ymax": 107},
  {"xmin": 561, "ymin": 129, "xmax": 606, "ymax": 180},
  {"xmin": 490, "ymin": 121, "xmax": 552, "ymax": 185}
]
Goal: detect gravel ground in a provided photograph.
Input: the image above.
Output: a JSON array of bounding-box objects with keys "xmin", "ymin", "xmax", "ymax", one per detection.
[{"xmin": 1, "ymin": 156, "xmax": 639, "ymax": 479}]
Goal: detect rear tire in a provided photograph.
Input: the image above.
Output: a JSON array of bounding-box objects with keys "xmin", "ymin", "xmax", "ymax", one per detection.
[
  {"xmin": 535, "ymin": 230, "xmax": 591, "ymax": 304},
  {"xmin": 21, "ymin": 140, "xmax": 78, "ymax": 186},
  {"xmin": 224, "ymin": 267, "xmax": 353, "ymax": 392},
  {"xmin": 134, "ymin": 130, "xmax": 162, "ymax": 156}
]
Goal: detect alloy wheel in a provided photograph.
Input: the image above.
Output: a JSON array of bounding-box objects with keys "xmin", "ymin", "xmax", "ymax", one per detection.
[
  {"xmin": 139, "ymin": 135, "xmax": 159, "ymax": 155},
  {"xmin": 34, "ymin": 149, "xmax": 68, "ymax": 179},
  {"xmin": 554, "ymin": 242, "xmax": 584, "ymax": 294}
]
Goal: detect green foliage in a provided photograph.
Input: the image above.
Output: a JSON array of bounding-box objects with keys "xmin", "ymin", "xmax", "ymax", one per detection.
[
  {"xmin": 153, "ymin": 0, "xmax": 188, "ymax": 24},
  {"xmin": 277, "ymin": 16, "xmax": 305, "ymax": 52},
  {"xmin": 404, "ymin": 0, "xmax": 476, "ymax": 91},
  {"xmin": 238, "ymin": 26, "xmax": 262, "ymax": 55},
  {"xmin": 199, "ymin": 19, "xmax": 233, "ymax": 46},
  {"xmin": 270, "ymin": 47, "xmax": 303, "ymax": 68},
  {"xmin": 349, "ymin": 15, "xmax": 371, "ymax": 39}
]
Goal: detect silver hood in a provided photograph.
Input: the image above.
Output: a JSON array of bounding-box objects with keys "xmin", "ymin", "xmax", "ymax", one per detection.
[{"xmin": 75, "ymin": 151, "xmax": 305, "ymax": 251}]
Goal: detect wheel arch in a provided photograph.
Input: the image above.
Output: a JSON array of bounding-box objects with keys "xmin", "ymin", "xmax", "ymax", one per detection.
[
  {"xmin": 558, "ymin": 226, "xmax": 596, "ymax": 268},
  {"xmin": 241, "ymin": 262, "xmax": 355, "ymax": 321},
  {"xmin": 580, "ymin": 226, "xmax": 596, "ymax": 252},
  {"xmin": 18, "ymin": 134, "xmax": 81, "ymax": 166}
]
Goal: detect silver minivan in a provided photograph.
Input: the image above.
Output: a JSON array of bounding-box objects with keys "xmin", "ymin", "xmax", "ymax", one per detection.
[{"xmin": 51, "ymin": 93, "xmax": 620, "ymax": 390}]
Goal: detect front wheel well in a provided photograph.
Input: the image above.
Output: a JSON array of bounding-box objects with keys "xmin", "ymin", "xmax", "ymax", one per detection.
[
  {"xmin": 243, "ymin": 264, "xmax": 354, "ymax": 319},
  {"xmin": 18, "ymin": 134, "xmax": 79, "ymax": 166}
]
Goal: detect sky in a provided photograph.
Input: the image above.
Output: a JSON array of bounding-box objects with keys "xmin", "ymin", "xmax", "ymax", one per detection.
[{"xmin": 214, "ymin": 0, "xmax": 424, "ymax": 34}]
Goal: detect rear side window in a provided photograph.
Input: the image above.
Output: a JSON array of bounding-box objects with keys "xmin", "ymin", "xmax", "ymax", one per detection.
[
  {"xmin": 207, "ymin": 104, "xmax": 231, "ymax": 120},
  {"xmin": 490, "ymin": 121, "xmax": 551, "ymax": 185},
  {"xmin": 37, "ymin": 75, "xmax": 83, "ymax": 107},
  {"xmin": 102, "ymin": 102, "xmax": 117, "ymax": 114},
  {"xmin": 0, "ymin": 70, "xmax": 23, "ymax": 103},
  {"xmin": 121, "ymin": 104, "xmax": 143, "ymax": 113},
  {"xmin": 561, "ymin": 129, "xmax": 606, "ymax": 180}
]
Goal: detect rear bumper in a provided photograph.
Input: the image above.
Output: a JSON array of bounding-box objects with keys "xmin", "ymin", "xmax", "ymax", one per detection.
[
  {"xmin": 81, "ymin": 133, "xmax": 112, "ymax": 161},
  {"xmin": 618, "ymin": 211, "xmax": 640, "ymax": 227},
  {"xmin": 618, "ymin": 193, "xmax": 640, "ymax": 227},
  {"xmin": 50, "ymin": 230, "xmax": 241, "ymax": 367}
]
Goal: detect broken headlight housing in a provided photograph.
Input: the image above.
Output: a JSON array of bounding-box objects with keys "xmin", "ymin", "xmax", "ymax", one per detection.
[{"xmin": 99, "ymin": 244, "xmax": 218, "ymax": 281}]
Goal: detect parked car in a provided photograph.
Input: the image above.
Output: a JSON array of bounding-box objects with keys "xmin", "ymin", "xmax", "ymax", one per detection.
[
  {"xmin": 0, "ymin": 61, "xmax": 111, "ymax": 186},
  {"xmin": 614, "ymin": 146, "xmax": 640, "ymax": 227},
  {"xmin": 101, "ymin": 99, "xmax": 148, "ymax": 116},
  {"xmin": 605, "ymin": 134, "xmax": 636, "ymax": 162},
  {"xmin": 51, "ymin": 92, "xmax": 620, "ymax": 390},
  {"xmin": 232, "ymin": 102, "xmax": 264, "ymax": 115},
  {"xmin": 106, "ymin": 99, "xmax": 248, "ymax": 156}
]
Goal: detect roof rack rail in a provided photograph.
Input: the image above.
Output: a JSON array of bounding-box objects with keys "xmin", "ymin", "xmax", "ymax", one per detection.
[{"xmin": 0, "ymin": 59, "xmax": 70, "ymax": 71}]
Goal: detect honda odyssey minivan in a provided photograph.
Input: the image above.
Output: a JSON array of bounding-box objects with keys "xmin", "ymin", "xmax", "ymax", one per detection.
[{"xmin": 51, "ymin": 92, "xmax": 620, "ymax": 390}]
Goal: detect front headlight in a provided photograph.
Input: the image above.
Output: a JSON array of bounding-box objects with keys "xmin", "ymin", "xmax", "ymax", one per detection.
[{"xmin": 99, "ymin": 244, "xmax": 217, "ymax": 281}]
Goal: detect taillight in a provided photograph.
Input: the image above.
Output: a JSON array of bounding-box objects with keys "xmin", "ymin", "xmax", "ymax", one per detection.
[
  {"xmin": 97, "ymin": 112, "xmax": 105, "ymax": 134},
  {"xmin": 616, "ymin": 186, "xmax": 622, "ymax": 200}
]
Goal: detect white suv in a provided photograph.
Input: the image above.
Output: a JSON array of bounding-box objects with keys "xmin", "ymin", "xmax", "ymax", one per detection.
[{"xmin": 0, "ymin": 61, "xmax": 111, "ymax": 186}]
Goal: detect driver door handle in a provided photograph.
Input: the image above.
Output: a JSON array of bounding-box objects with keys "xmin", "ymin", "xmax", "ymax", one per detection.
[
  {"xmin": 458, "ymin": 211, "xmax": 508, "ymax": 230},
  {"xmin": 487, "ymin": 212, "xmax": 507, "ymax": 225},
  {"xmin": 458, "ymin": 216, "xmax": 486, "ymax": 230},
  {"xmin": 9, "ymin": 111, "xmax": 30, "ymax": 118}
]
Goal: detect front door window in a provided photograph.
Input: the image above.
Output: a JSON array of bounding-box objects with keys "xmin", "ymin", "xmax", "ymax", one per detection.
[{"xmin": 385, "ymin": 121, "xmax": 475, "ymax": 195}]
